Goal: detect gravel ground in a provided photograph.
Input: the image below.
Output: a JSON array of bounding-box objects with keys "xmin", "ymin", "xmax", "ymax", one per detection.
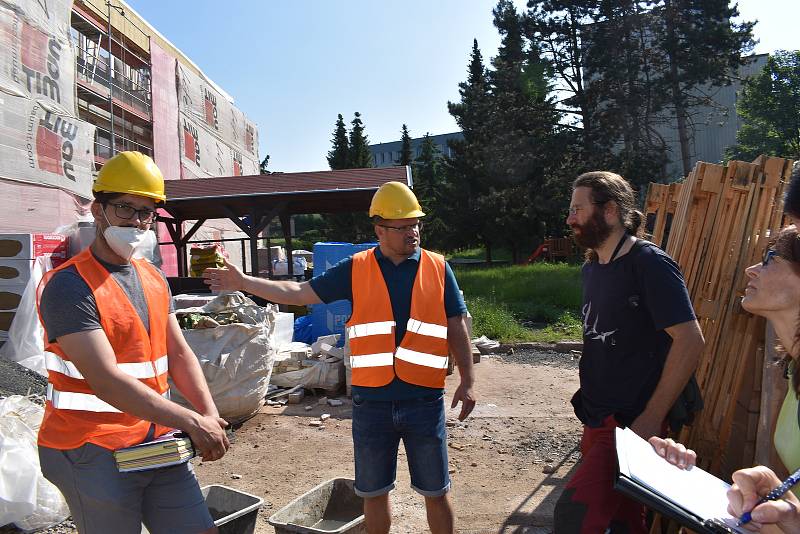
[
  {"xmin": 0, "ymin": 520, "xmax": 78, "ymax": 534},
  {"xmin": 494, "ymin": 349, "xmax": 580, "ymax": 369},
  {"xmin": 512, "ymin": 429, "xmax": 581, "ymax": 463},
  {"xmin": 0, "ymin": 359, "xmax": 47, "ymax": 399}
]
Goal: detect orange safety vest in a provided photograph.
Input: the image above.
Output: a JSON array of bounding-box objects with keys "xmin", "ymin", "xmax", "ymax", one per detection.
[
  {"xmin": 347, "ymin": 248, "xmax": 449, "ymax": 389},
  {"xmin": 36, "ymin": 248, "xmax": 172, "ymax": 450}
]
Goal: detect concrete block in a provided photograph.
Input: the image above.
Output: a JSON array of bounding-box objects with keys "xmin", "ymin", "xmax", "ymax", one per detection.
[
  {"xmin": 287, "ymin": 390, "xmax": 305, "ymax": 404},
  {"xmin": 322, "ymin": 346, "xmax": 344, "ymax": 359}
]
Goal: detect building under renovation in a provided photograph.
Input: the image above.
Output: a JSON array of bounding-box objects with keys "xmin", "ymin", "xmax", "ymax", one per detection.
[{"xmin": 0, "ymin": 0, "xmax": 261, "ymax": 275}]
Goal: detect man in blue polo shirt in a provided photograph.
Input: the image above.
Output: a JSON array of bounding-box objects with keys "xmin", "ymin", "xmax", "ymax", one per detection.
[{"xmin": 203, "ymin": 181, "xmax": 476, "ymax": 534}]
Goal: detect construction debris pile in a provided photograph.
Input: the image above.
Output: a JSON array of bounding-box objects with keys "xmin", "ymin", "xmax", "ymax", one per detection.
[{"xmin": 270, "ymin": 334, "xmax": 346, "ymax": 396}]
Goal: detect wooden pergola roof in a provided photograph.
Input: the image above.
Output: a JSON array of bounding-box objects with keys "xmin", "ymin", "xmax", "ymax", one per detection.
[{"xmin": 159, "ymin": 166, "xmax": 411, "ymax": 277}]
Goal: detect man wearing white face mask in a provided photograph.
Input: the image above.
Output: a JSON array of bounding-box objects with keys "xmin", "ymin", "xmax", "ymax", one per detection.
[{"xmin": 36, "ymin": 151, "xmax": 229, "ymax": 534}]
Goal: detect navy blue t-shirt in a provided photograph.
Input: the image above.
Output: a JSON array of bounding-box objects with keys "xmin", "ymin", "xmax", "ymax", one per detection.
[
  {"xmin": 309, "ymin": 246, "xmax": 468, "ymax": 401},
  {"xmin": 572, "ymin": 240, "xmax": 696, "ymax": 427}
]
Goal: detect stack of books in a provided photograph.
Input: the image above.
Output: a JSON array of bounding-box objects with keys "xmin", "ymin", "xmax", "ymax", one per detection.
[{"xmin": 114, "ymin": 430, "xmax": 195, "ymax": 472}]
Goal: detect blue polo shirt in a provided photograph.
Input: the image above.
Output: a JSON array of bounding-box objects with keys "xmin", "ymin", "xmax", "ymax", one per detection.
[{"xmin": 309, "ymin": 246, "xmax": 467, "ymax": 401}]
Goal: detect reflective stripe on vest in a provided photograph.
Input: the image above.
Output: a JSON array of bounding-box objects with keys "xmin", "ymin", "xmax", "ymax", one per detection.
[
  {"xmin": 347, "ymin": 321, "xmax": 395, "ymax": 339},
  {"xmin": 350, "ymin": 352, "xmax": 395, "ymax": 368},
  {"xmin": 46, "ymin": 383, "xmax": 171, "ymax": 413},
  {"xmin": 45, "ymin": 353, "xmax": 169, "ymax": 380},
  {"xmin": 405, "ymin": 318, "xmax": 447, "ymax": 339},
  {"xmin": 395, "ymin": 347, "xmax": 449, "ymax": 369}
]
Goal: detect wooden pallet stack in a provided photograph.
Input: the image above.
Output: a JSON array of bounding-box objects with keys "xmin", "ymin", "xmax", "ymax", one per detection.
[{"xmin": 644, "ymin": 156, "xmax": 795, "ymax": 479}]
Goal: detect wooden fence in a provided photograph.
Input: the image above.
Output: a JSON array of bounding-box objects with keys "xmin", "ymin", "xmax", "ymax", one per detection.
[{"xmin": 644, "ymin": 156, "xmax": 795, "ymax": 479}]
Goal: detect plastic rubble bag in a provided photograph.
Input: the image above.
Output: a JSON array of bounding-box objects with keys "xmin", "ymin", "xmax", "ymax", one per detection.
[
  {"xmin": 270, "ymin": 358, "xmax": 345, "ymax": 392},
  {"xmin": 472, "ymin": 335, "xmax": 501, "ymax": 354},
  {"xmin": 0, "ymin": 396, "xmax": 69, "ymax": 531},
  {"xmin": 172, "ymin": 292, "xmax": 277, "ymax": 423},
  {"xmin": 0, "ymin": 256, "xmax": 54, "ymax": 376}
]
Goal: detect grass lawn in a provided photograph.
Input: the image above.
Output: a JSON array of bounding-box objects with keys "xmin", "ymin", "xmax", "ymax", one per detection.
[{"xmin": 454, "ymin": 262, "xmax": 583, "ymax": 343}]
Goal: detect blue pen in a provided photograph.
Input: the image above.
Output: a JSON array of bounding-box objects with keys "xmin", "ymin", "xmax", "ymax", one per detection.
[{"xmin": 737, "ymin": 467, "xmax": 800, "ymax": 526}]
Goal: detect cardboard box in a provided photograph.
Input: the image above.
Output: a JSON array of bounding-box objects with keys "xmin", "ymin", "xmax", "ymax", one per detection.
[
  {"xmin": 0, "ymin": 233, "xmax": 68, "ymax": 261},
  {"xmin": 0, "ymin": 259, "xmax": 34, "ymax": 286},
  {"xmin": 0, "ymin": 284, "xmax": 25, "ymax": 312}
]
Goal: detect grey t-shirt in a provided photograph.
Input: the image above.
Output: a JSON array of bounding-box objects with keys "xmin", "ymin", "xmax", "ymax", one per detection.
[{"xmin": 40, "ymin": 252, "xmax": 174, "ymax": 343}]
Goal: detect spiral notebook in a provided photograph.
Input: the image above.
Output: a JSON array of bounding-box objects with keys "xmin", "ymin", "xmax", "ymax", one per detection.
[{"xmin": 614, "ymin": 427, "xmax": 746, "ymax": 534}]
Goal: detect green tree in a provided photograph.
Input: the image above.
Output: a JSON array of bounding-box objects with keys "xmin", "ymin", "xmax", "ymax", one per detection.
[
  {"xmin": 582, "ymin": 1, "xmax": 670, "ymax": 186},
  {"xmin": 524, "ymin": 0, "xmax": 648, "ymax": 175},
  {"xmin": 327, "ymin": 114, "xmax": 350, "ymax": 170},
  {"xmin": 727, "ymin": 50, "xmax": 800, "ymax": 161},
  {"xmin": 323, "ymin": 112, "xmax": 373, "ymax": 242},
  {"xmin": 485, "ymin": 0, "xmax": 566, "ymax": 263},
  {"xmin": 445, "ymin": 39, "xmax": 492, "ymax": 254},
  {"xmin": 655, "ymin": 0, "xmax": 755, "ymax": 175},
  {"xmin": 397, "ymin": 124, "xmax": 413, "ymax": 166},
  {"xmin": 525, "ymin": 0, "xmax": 754, "ymax": 182},
  {"xmin": 259, "ymin": 154, "xmax": 270, "ymax": 174},
  {"xmin": 412, "ymin": 134, "xmax": 448, "ymax": 249},
  {"xmin": 524, "ymin": 0, "xmax": 619, "ymax": 168},
  {"xmin": 348, "ymin": 112, "xmax": 373, "ymax": 168}
]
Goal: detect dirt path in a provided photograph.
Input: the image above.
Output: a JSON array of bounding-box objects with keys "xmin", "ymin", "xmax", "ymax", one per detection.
[
  {"xmin": 15, "ymin": 350, "xmax": 581, "ymax": 534},
  {"xmin": 194, "ymin": 350, "xmax": 582, "ymax": 534}
]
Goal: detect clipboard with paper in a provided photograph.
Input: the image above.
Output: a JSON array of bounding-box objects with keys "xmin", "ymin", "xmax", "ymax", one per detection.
[{"xmin": 614, "ymin": 427, "xmax": 747, "ymax": 534}]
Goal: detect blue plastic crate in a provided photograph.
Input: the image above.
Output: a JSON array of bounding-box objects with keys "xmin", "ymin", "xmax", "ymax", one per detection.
[{"xmin": 312, "ymin": 242, "xmax": 377, "ymax": 277}]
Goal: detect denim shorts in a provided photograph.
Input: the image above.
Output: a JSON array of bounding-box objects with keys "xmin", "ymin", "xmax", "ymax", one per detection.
[{"xmin": 351, "ymin": 392, "xmax": 450, "ymax": 498}]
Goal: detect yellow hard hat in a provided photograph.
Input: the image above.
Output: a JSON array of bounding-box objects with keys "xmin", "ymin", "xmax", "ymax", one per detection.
[
  {"xmin": 369, "ymin": 181, "xmax": 425, "ymax": 219},
  {"xmin": 93, "ymin": 151, "xmax": 166, "ymax": 203}
]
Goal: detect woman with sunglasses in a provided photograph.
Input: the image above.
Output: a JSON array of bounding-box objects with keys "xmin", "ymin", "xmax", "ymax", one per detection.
[{"xmin": 651, "ymin": 225, "xmax": 800, "ymax": 531}]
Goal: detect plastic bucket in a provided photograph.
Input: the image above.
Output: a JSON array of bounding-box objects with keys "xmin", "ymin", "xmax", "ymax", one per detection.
[
  {"xmin": 203, "ymin": 484, "xmax": 263, "ymax": 534},
  {"xmin": 141, "ymin": 484, "xmax": 262, "ymax": 534},
  {"xmin": 267, "ymin": 478, "xmax": 365, "ymax": 534}
]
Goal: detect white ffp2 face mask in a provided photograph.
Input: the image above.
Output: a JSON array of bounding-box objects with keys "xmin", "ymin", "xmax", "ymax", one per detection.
[
  {"xmin": 103, "ymin": 225, "xmax": 153, "ymax": 261},
  {"xmin": 100, "ymin": 204, "xmax": 157, "ymax": 262}
]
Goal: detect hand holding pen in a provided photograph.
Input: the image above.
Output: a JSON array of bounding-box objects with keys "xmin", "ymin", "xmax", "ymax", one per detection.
[{"xmin": 727, "ymin": 466, "xmax": 800, "ymax": 531}]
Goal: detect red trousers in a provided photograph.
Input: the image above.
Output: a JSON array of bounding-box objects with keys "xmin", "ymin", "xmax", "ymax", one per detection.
[{"xmin": 553, "ymin": 416, "xmax": 648, "ymax": 534}]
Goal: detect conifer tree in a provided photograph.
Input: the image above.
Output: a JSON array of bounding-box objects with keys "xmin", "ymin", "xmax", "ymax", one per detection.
[
  {"xmin": 397, "ymin": 124, "xmax": 413, "ymax": 166},
  {"xmin": 347, "ymin": 112, "xmax": 373, "ymax": 168},
  {"xmin": 326, "ymin": 114, "xmax": 350, "ymax": 170}
]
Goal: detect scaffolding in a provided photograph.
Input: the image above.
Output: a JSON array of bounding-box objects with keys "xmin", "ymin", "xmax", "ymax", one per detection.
[{"xmin": 70, "ymin": 0, "xmax": 153, "ymax": 168}]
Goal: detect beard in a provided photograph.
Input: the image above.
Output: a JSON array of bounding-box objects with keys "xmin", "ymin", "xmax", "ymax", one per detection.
[{"xmin": 571, "ymin": 209, "xmax": 612, "ymax": 249}]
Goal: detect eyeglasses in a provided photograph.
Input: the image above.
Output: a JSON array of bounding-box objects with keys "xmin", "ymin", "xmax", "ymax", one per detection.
[
  {"xmin": 106, "ymin": 202, "xmax": 157, "ymax": 224},
  {"xmin": 762, "ymin": 248, "xmax": 778, "ymax": 266},
  {"xmin": 568, "ymin": 201, "xmax": 607, "ymax": 215},
  {"xmin": 376, "ymin": 222, "xmax": 423, "ymax": 233}
]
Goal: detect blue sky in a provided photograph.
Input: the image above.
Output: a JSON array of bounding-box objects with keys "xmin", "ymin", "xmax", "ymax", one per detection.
[{"xmin": 126, "ymin": 0, "xmax": 799, "ymax": 173}]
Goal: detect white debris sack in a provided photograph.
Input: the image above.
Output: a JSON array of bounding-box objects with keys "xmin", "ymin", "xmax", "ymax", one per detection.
[
  {"xmin": 0, "ymin": 396, "xmax": 69, "ymax": 531},
  {"xmin": 472, "ymin": 335, "xmax": 501, "ymax": 354},
  {"xmin": 172, "ymin": 292, "xmax": 277, "ymax": 424},
  {"xmin": 270, "ymin": 359, "xmax": 345, "ymax": 391}
]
